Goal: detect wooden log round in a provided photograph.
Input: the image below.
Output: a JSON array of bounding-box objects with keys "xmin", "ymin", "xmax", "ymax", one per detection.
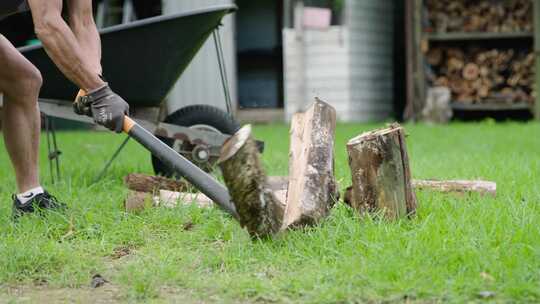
[
  {"xmin": 346, "ymin": 123, "xmax": 417, "ymax": 219},
  {"xmin": 218, "ymin": 125, "xmax": 285, "ymax": 238}
]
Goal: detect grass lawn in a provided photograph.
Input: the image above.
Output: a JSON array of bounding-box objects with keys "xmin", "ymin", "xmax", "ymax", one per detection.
[{"xmin": 0, "ymin": 121, "xmax": 539, "ymax": 303}]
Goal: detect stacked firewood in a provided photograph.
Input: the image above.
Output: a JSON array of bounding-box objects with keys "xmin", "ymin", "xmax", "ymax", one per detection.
[
  {"xmin": 428, "ymin": 47, "xmax": 535, "ymax": 104},
  {"xmin": 425, "ymin": 0, "xmax": 532, "ymax": 33}
]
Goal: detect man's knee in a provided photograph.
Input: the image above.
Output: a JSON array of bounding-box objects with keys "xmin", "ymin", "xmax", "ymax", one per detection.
[
  {"xmin": 24, "ymin": 65, "xmax": 43, "ymax": 92},
  {"xmin": 15, "ymin": 64, "xmax": 42, "ymax": 95},
  {"xmin": 3, "ymin": 64, "xmax": 42, "ymax": 102}
]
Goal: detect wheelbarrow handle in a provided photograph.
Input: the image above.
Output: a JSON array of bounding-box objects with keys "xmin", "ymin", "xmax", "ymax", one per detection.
[{"xmin": 122, "ymin": 116, "xmax": 239, "ymax": 219}]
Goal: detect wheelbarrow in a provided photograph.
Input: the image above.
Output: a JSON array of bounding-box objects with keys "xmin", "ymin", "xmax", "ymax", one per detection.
[{"xmin": 18, "ymin": 4, "xmax": 243, "ymax": 182}]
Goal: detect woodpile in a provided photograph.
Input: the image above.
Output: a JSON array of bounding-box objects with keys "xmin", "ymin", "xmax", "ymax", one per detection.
[
  {"xmin": 428, "ymin": 47, "xmax": 535, "ymax": 104},
  {"xmin": 425, "ymin": 0, "xmax": 532, "ymax": 33}
]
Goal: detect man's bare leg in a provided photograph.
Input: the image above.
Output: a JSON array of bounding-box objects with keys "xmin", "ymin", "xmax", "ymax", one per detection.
[{"xmin": 0, "ymin": 34, "xmax": 42, "ymax": 193}]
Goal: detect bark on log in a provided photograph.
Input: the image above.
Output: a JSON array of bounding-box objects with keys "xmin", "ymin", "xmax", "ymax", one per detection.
[
  {"xmin": 218, "ymin": 125, "xmax": 285, "ymax": 238},
  {"xmin": 346, "ymin": 123, "xmax": 417, "ymax": 219},
  {"xmin": 124, "ymin": 173, "xmax": 191, "ymax": 194},
  {"xmin": 282, "ymin": 99, "xmax": 338, "ymax": 228}
]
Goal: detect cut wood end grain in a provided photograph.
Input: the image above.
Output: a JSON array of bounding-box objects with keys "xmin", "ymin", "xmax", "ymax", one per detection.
[
  {"xmin": 217, "ymin": 124, "xmax": 252, "ymax": 164},
  {"xmin": 347, "ymin": 123, "xmax": 402, "ymax": 146}
]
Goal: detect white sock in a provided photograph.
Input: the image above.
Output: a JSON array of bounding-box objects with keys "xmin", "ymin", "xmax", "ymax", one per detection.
[{"xmin": 16, "ymin": 186, "xmax": 45, "ymax": 205}]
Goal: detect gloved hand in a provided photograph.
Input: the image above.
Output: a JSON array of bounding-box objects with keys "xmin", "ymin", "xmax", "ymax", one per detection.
[{"xmin": 73, "ymin": 85, "xmax": 130, "ymax": 133}]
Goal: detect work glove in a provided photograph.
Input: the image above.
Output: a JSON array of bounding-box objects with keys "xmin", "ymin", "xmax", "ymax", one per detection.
[{"xmin": 73, "ymin": 85, "xmax": 130, "ymax": 133}]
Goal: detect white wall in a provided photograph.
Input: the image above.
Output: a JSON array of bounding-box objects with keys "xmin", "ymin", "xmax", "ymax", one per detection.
[{"xmin": 162, "ymin": 0, "xmax": 237, "ymax": 114}]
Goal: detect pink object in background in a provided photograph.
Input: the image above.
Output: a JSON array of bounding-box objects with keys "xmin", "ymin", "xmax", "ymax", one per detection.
[{"xmin": 302, "ymin": 7, "xmax": 332, "ymax": 29}]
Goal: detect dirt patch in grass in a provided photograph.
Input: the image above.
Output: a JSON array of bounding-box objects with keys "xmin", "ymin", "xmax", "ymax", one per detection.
[
  {"xmin": 1, "ymin": 285, "xmax": 123, "ymax": 304},
  {"xmin": 1, "ymin": 284, "xmax": 224, "ymax": 304}
]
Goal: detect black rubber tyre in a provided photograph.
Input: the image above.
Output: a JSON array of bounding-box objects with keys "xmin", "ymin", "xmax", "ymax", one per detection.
[{"xmin": 152, "ymin": 104, "xmax": 240, "ymax": 178}]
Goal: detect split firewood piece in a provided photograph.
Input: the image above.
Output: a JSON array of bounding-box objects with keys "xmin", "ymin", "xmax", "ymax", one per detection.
[
  {"xmin": 158, "ymin": 190, "xmax": 214, "ymax": 208},
  {"xmin": 282, "ymin": 98, "xmax": 338, "ymax": 228},
  {"xmin": 218, "ymin": 125, "xmax": 285, "ymax": 238},
  {"xmin": 412, "ymin": 180, "xmax": 496, "ymax": 197},
  {"xmin": 124, "ymin": 173, "xmax": 192, "ymax": 194},
  {"xmin": 346, "ymin": 123, "xmax": 417, "ymax": 219},
  {"xmin": 124, "ymin": 190, "xmax": 214, "ymax": 212},
  {"xmin": 218, "ymin": 99, "xmax": 338, "ymax": 238}
]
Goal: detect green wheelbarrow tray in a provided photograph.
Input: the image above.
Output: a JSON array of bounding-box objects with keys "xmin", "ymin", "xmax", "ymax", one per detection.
[{"xmin": 19, "ymin": 4, "xmax": 237, "ymax": 106}]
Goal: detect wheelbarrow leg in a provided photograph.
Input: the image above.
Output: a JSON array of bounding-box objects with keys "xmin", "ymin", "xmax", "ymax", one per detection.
[
  {"xmin": 213, "ymin": 28, "xmax": 234, "ymax": 115},
  {"xmin": 44, "ymin": 115, "xmax": 62, "ymax": 184},
  {"xmin": 93, "ymin": 136, "xmax": 131, "ymax": 183}
]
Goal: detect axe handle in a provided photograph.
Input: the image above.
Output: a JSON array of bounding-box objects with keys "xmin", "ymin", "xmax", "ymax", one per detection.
[{"xmin": 122, "ymin": 116, "xmax": 239, "ymax": 219}]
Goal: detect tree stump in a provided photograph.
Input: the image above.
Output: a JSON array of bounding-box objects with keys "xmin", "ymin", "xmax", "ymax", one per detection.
[
  {"xmin": 346, "ymin": 123, "xmax": 417, "ymax": 219},
  {"xmin": 282, "ymin": 99, "xmax": 338, "ymax": 228},
  {"xmin": 218, "ymin": 125, "xmax": 285, "ymax": 238}
]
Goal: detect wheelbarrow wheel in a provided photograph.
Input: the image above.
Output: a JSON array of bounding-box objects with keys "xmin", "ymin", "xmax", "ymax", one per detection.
[{"xmin": 152, "ymin": 104, "xmax": 240, "ymax": 178}]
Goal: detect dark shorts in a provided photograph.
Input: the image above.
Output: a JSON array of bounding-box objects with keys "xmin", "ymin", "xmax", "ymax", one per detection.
[{"xmin": 0, "ymin": 0, "xmax": 29, "ymax": 20}]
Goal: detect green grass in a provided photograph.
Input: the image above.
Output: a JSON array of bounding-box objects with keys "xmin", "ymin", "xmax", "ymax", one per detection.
[{"xmin": 1, "ymin": 121, "xmax": 540, "ymax": 303}]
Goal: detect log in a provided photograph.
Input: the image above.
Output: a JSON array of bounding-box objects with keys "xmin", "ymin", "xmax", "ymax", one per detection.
[
  {"xmin": 412, "ymin": 180, "xmax": 496, "ymax": 197},
  {"xmin": 282, "ymin": 98, "xmax": 338, "ymax": 228},
  {"xmin": 218, "ymin": 125, "xmax": 285, "ymax": 238},
  {"xmin": 344, "ymin": 179, "xmax": 497, "ymax": 205},
  {"xmin": 346, "ymin": 123, "xmax": 417, "ymax": 219},
  {"xmin": 124, "ymin": 173, "xmax": 191, "ymax": 193},
  {"xmin": 462, "ymin": 63, "xmax": 479, "ymax": 81}
]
